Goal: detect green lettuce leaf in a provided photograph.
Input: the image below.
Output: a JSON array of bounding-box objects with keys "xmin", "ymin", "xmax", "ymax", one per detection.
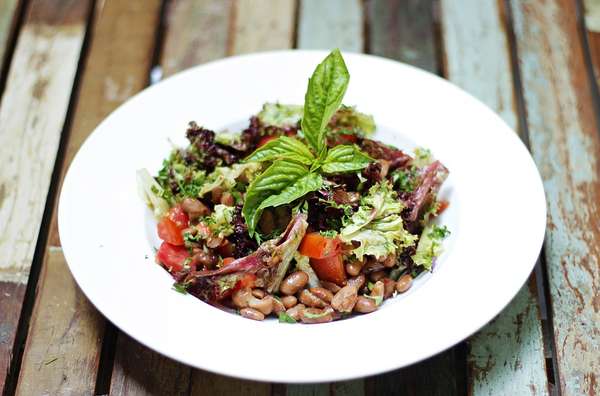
[
  {"xmin": 258, "ymin": 103, "xmax": 303, "ymax": 127},
  {"xmin": 321, "ymin": 144, "xmax": 372, "ymax": 174},
  {"xmin": 301, "ymin": 49, "xmax": 350, "ymax": 154},
  {"xmin": 412, "ymin": 224, "xmax": 450, "ymax": 270},
  {"xmin": 207, "ymin": 204, "xmax": 236, "ymax": 238},
  {"xmin": 244, "ymin": 136, "xmax": 314, "ymax": 165},
  {"xmin": 242, "ymin": 160, "xmax": 322, "ymax": 235},
  {"xmin": 136, "ymin": 169, "xmax": 170, "ymax": 218},
  {"xmin": 340, "ymin": 182, "xmax": 417, "ymax": 260},
  {"xmin": 198, "ymin": 162, "xmax": 261, "ymax": 197}
]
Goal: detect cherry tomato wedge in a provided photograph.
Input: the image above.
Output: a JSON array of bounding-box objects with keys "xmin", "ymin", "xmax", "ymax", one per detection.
[
  {"xmin": 299, "ymin": 232, "xmax": 341, "ymax": 258},
  {"xmin": 157, "ymin": 217, "xmax": 184, "ymax": 245},
  {"xmin": 222, "ymin": 257, "xmax": 235, "ymax": 266},
  {"xmin": 258, "ymin": 135, "xmax": 277, "ymax": 147},
  {"xmin": 168, "ymin": 205, "xmax": 189, "ymax": 228},
  {"xmin": 157, "ymin": 205, "xmax": 189, "ymax": 246},
  {"xmin": 310, "ymin": 255, "xmax": 346, "ymax": 286},
  {"xmin": 156, "ymin": 242, "xmax": 190, "ymax": 272}
]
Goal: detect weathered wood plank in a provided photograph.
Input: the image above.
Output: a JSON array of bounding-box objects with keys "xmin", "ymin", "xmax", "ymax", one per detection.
[
  {"xmin": 13, "ymin": 1, "xmax": 163, "ymax": 395},
  {"xmin": 190, "ymin": 372, "xmax": 270, "ymax": 396},
  {"xmin": 160, "ymin": 0, "xmax": 233, "ymax": 78},
  {"xmin": 367, "ymin": 0, "xmax": 437, "ymax": 73},
  {"xmin": 365, "ymin": 348, "xmax": 465, "ymax": 396},
  {"xmin": 0, "ymin": 0, "xmax": 21, "ymax": 74},
  {"xmin": 511, "ymin": 0, "xmax": 600, "ymax": 395},
  {"xmin": 15, "ymin": 249, "xmax": 104, "ymax": 396},
  {"xmin": 109, "ymin": 334, "xmax": 191, "ymax": 396},
  {"xmin": 0, "ymin": 0, "xmax": 91, "ymax": 392},
  {"xmin": 583, "ymin": 0, "xmax": 600, "ymax": 84},
  {"xmin": 230, "ymin": 0, "xmax": 296, "ymax": 55},
  {"xmin": 440, "ymin": 1, "xmax": 550, "ymax": 395},
  {"xmin": 297, "ymin": 0, "xmax": 363, "ymax": 52}
]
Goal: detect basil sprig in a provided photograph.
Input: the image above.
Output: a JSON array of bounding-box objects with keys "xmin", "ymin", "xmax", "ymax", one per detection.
[{"xmin": 242, "ymin": 49, "xmax": 373, "ymax": 236}]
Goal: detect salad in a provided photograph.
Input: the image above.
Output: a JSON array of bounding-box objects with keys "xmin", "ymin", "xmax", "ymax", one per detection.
[{"xmin": 137, "ymin": 50, "xmax": 450, "ymax": 323}]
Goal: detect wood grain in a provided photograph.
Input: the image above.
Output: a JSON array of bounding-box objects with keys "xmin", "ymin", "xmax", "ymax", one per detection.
[
  {"xmin": 0, "ymin": 0, "xmax": 91, "ymax": 392},
  {"xmin": 190, "ymin": 372, "xmax": 270, "ymax": 396},
  {"xmin": 0, "ymin": 0, "xmax": 21, "ymax": 73},
  {"xmin": 109, "ymin": 334, "xmax": 191, "ymax": 396},
  {"xmin": 15, "ymin": 248, "xmax": 104, "ymax": 396},
  {"xmin": 367, "ymin": 0, "xmax": 437, "ymax": 73},
  {"xmin": 13, "ymin": 0, "xmax": 163, "ymax": 394},
  {"xmin": 583, "ymin": 0, "xmax": 600, "ymax": 85},
  {"xmin": 511, "ymin": 0, "xmax": 600, "ymax": 395},
  {"xmin": 229, "ymin": 0, "xmax": 296, "ymax": 55},
  {"xmin": 440, "ymin": 1, "xmax": 550, "ymax": 394},
  {"xmin": 297, "ymin": 0, "xmax": 363, "ymax": 52},
  {"xmin": 160, "ymin": 0, "xmax": 233, "ymax": 78}
]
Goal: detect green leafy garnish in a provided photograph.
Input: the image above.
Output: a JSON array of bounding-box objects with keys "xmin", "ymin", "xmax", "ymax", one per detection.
[
  {"xmin": 278, "ymin": 312, "xmax": 297, "ymax": 323},
  {"xmin": 302, "ymin": 49, "xmax": 350, "ymax": 155},
  {"xmin": 244, "ymin": 136, "xmax": 315, "ymax": 165},
  {"xmin": 172, "ymin": 283, "xmax": 189, "ymax": 294},
  {"xmin": 243, "ymin": 160, "xmax": 322, "ymax": 235},
  {"xmin": 242, "ymin": 50, "xmax": 373, "ymax": 236},
  {"xmin": 413, "ymin": 147, "xmax": 433, "ymax": 167},
  {"xmin": 412, "ymin": 224, "xmax": 450, "ymax": 270},
  {"xmin": 321, "ymin": 144, "xmax": 372, "ymax": 174},
  {"xmin": 340, "ymin": 182, "xmax": 417, "ymax": 260},
  {"xmin": 258, "ymin": 103, "xmax": 303, "ymax": 127},
  {"xmin": 391, "ymin": 167, "xmax": 419, "ymax": 193}
]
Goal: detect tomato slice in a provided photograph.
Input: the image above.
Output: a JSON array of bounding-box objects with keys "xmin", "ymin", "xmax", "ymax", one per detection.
[
  {"xmin": 157, "ymin": 205, "xmax": 189, "ymax": 245},
  {"xmin": 299, "ymin": 232, "xmax": 341, "ymax": 258},
  {"xmin": 168, "ymin": 205, "xmax": 189, "ymax": 228},
  {"xmin": 310, "ymin": 255, "xmax": 346, "ymax": 286},
  {"xmin": 157, "ymin": 217, "xmax": 184, "ymax": 245},
  {"xmin": 156, "ymin": 242, "xmax": 190, "ymax": 272},
  {"xmin": 258, "ymin": 135, "xmax": 277, "ymax": 147}
]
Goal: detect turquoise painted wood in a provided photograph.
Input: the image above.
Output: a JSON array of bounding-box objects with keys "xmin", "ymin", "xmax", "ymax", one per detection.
[
  {"xmin": 511, "ymin": 0, "xmax": 600, "ymax": 394},
  {"xmin": 297, "ymin": 0, "xmax": 363, "ymax": 52},
  {"xmin": 367, "ymin": 0, "xmax": 437, "ymax": 73},
  {"xmin": 440, "ymin": 1, "xmax": 549, "ymax": 394}
]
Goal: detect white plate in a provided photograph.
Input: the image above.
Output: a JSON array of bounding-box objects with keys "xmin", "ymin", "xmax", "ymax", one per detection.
[{"xmin": 59, "ymin": 50, "xmax": 546, "ymax": 383}]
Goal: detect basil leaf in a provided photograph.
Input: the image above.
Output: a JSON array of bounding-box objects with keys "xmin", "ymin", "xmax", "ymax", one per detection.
[
  {"xmin": 243, "ymin": 160, "xmax": 321, "ymax": 235},
  {"xmin": 257, "ymin": 172, "xmax": 322, "ymax": 212},
  {"xmin": 301, "ymin": 49, "xmax": 350, "ymax": 154},
  {"xmin": 321, "ymin": 144, "xmax": 372, "ymax": 174},
  {"xmin": 244, "ymin": 136, "xmax": 314, "ymax": 165}
]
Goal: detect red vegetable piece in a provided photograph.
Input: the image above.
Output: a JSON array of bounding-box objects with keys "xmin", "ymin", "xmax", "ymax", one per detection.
[
  {"xmin": 156, "ymin": 242, "xmax": 190, "ymax": 272},
  {"xmin": 299, "ymin": 232, "xmax": 341, "ymax": 259},
  {"xmin": 310, "ymin": 255, "xmax": 346, "ymax": 286}
]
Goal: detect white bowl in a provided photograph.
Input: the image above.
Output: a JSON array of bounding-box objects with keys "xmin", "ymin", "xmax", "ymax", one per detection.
[{"xmin": 59, "ymin": 50, "xmax": 546, "ymax": 383}]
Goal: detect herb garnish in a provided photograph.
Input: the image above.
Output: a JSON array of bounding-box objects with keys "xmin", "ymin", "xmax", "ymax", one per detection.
[{"xmin": 242, "ymin": 50, "xmax": 373, "ymax": 236}]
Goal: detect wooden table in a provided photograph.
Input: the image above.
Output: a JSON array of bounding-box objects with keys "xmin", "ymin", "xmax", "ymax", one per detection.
[{"xmin": 0, "ymin": 1, "xmax": 598, "ymax": 395}]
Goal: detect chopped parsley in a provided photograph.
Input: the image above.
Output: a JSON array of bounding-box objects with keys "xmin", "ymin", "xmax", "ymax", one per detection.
[
  {"xmin": 172, "ymin": 282, "xmax": 189, "ymax": 294},
  {"xmin": 278, "ymin": 312, "xmax": 297, "ymax": 323},
  {"xmin": 391, "ymin": 167, "xmax": 419, "ymax": 193}
]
